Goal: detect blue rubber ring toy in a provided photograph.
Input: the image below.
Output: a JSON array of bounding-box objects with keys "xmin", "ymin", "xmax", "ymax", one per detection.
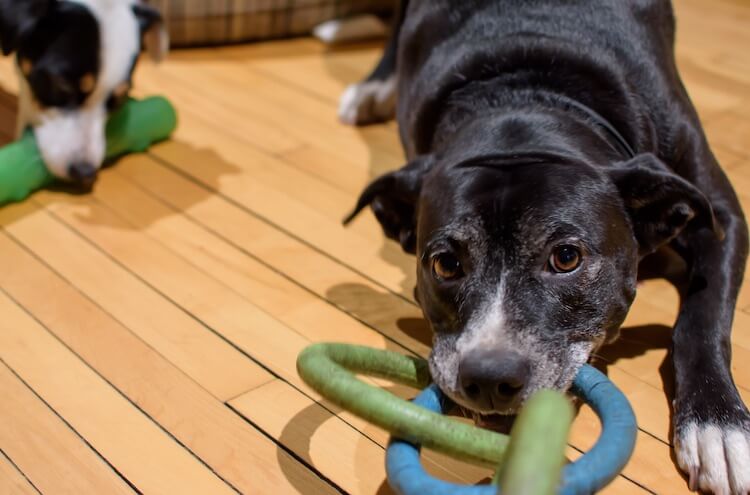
[{"xmin": 386, "ymin": 364, "xmax": 637, "ymax": 495}]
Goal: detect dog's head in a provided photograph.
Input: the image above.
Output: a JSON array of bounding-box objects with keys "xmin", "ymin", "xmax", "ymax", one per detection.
[
  {"xmin": 348, "ymin": 149, "xmax": 719, "ymax": 421},
  {"xmin": 0, "ymin": 0, "xmax": 168, "ymax": 186}
]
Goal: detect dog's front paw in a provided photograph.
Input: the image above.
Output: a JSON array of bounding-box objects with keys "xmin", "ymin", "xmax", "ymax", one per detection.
[
  {"xmin": 338, "ymin": 77, "xmax": 396, "ymax": 126},
  {"xmin": 674, "ymin": 419, "xmax": 750, "ymax": 494}
]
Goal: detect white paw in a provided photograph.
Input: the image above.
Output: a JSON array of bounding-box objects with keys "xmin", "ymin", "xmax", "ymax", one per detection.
[
  {"xmin": 675, "ymin": 423, "xmax": 750, "ymax": 494},
  {"xmin": 313, "ymin": 15, "xmax": 387, "ymax": 44},
  {"xmin": 337, "ymin": 76, "xmax": 396, "ymax": 126}
]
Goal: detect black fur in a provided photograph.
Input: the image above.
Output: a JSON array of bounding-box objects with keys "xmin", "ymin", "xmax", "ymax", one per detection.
[
  {"xmin": 15, "ymin": 1, "xmax": 100, "ymax": 108},
  {"xmin": 0, "ymin": 0, "xmax": 53, "ymax": 56}
]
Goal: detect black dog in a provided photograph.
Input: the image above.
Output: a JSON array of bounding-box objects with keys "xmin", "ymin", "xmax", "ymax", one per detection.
[
  {"xmin": 0, "ymin": 0, "xmax": 167, "ymax": 187},
  {"xmin": 343, "ymin": 1, "xmax": 749, "ymax": 493}
]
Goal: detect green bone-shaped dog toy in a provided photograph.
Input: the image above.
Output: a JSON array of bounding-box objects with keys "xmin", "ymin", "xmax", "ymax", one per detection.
[{"xmin": 0, "ymin": 96, "xmax": 177, "ymax": 206}]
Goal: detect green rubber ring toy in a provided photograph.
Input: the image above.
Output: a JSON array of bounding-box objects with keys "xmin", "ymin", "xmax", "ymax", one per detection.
[
  {"xmin": 297, "ymin": 342, "xmax": 637, "ymax": 495},
  {"xmin": 297, "ymin": 343, "xmax": 511, "ymax": 467},
  {"xmin": 495, "ymin": 390, "xmax": 573, "ymax": 494},
  {"xmin": 0, "ymin": 95, "xmax": 177, "ymax": 207}
]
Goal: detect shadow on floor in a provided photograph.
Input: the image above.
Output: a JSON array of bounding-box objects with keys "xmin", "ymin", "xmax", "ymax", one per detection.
[
  {"xmin": 67, "ymin": 140, "xmax": 242, "ymax": 231},
  {"xmin": 319, "ymin": 41, "xmax": 418, "ymax": 300},
  {"xmin": 326, "ymin": 282, "xmax": 431, "ymax": 349}
]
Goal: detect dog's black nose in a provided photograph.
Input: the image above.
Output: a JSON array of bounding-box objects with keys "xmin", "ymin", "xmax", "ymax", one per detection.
[
  {"xmin": 68, "ymin": 162, "xmax": 98, "ymax": 189},
  {"xmin": 458, "ymin": 349, "xmax": 530, "ymax": 410}
]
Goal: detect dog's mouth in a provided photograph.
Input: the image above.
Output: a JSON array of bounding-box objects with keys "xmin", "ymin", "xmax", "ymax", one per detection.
[
  {"xmin": 457, "ymin": 406, "xmax": 517, "ymax": 434},
  {"xmin": 476, "ymin": 413, "xmax": 517, "ymax": 433}
]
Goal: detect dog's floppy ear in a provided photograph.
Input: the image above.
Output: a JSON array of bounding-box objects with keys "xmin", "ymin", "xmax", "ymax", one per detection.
[
  {"xmin": 132, "ymin": 2, "xmax": 169, "ymax": 62},
  {"xmin": 344, "ymin": 155, "xmax": 434, "ymax": 254},
  {"xmin": 609, "ymin": 153, "xmax": 722, "ymax": 255},
  {"xmin": 0, "ymin": 0, "xmax": 53, "ymax": 56}
]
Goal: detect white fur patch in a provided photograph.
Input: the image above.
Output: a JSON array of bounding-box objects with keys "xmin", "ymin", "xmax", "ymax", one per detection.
[
  {"xmin": 313, "ymin": 15, "xmax": 387, "ymax": 44},
  {"xmin": 429, "ymin": 282, "xmax": 509, "ymax": 410},
  {"xmin": 456, "ymin": 282, "xmax": 508, "ymax": 356},
  {"xmin": 675, "ymin": 422, "xmax": 750, "ymax": 494},
  {"xmin": 338, "ymin": 76, "xmax": 397, "ymax": 125},
  {"xmin": 33, "ymin": 106, "xmax": 107, "ymax": 179}
]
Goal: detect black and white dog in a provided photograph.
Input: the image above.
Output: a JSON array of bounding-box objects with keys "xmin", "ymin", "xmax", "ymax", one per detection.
[
  {"xmin": 343, "ymin": 1, "xmax": 749, "ymax": 493},
  {"xmin": 0, "ymin": 0, "xmax": 167, "ymax": 187}
]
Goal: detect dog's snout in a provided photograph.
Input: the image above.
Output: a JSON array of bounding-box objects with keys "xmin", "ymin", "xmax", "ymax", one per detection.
[
  {"xmin": 458, "ymin": 349, "xmax": 530, "ymax": 410},
  {"xmin": 68, "ymin": 162, "xmax": 98, "ymax": 189}
]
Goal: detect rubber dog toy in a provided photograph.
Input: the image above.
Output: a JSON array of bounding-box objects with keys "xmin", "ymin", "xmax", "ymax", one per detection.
[
  {"xmin": 0, "ymin": 96, "xmax": 177, "ymax": 206},
  {"xmin": 296, "ymin": 343, "xmax": 637, "ymax": 495}
]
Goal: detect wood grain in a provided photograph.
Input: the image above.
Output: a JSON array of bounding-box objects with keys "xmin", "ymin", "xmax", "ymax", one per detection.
[
  {"xmin": 0, "ymin": 362, "xmax": 134, "ymax": 495},
  {"xmin": 0, "ymin": 0, "xmax": 748, "ymax": 492}
]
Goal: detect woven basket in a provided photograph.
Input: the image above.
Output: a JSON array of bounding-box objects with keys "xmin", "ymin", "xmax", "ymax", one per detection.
[{"xmin": 148, "ymin": 0, "xmax": 393, "ymax": 47}]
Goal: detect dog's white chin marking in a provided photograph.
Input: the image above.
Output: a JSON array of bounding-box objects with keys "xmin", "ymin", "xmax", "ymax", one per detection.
[
  {"xmin": 675, "ymin": 422, "xmax": 750, "ymax": 494},
  {"xmin": 34, "ymin": 106, "xmax": 107, "ymax": 179},
  {"xmin": 338, "ymin": 76, "xmax": 397, "ymax": 126}
]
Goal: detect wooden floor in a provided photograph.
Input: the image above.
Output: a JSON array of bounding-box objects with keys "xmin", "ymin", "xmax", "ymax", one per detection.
[{"xmin": 0, "ymin": 0, "xmax": 749, "ymax": 493}]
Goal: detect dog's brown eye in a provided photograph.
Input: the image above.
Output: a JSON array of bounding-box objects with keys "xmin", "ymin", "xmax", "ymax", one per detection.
[
  {"xmin": 549, "ymin": 245, "xmax": 582, "ymax": 273},
  {"xmin": 432, "ymin": 252, "xmax": 463, "ymax": 281}
]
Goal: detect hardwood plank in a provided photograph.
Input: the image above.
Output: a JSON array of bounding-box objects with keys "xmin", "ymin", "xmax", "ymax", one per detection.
[
  {"xmin": 133, "ymin": 56, "xmax": 405, "ymax": 254},
  {"xmin": 705, "ymin": 105, "xmax": 750, "ymax": 160},
  {"xmin": 101, "ymin": 160, "xmax": 420, "ymax": 355},
  {"xmin": 231, "ymin": 380, "xmax": 395, "ymax": 495},
  {"xmin": 614, "ymin": 283, "xmax": 750, "ymax": 397},
  {"xmin": 24, "ymin": 191, "xmax": 314, "ymax": 391},
  {"xmin": 0, "ymin": 225, "xmax": 336, "ymax": 495},
  {"xmin": 0, "ymin": 362, "xmax": 134, "ymax": 495},
  {"xmin": 0, "ymin": 286, "xmax": 237, "ymax": 494},
  {"xmin": 571, "ymin": 403, "xmax": 687, "ymax": 494},
  {"xmin": 0, "ymin": 200, "xmax": 270, "ymax": 402},
  {"xmin": 0, "ymin": 452, "xmax": 40, "ymax": 495},
  {"xmin": 149, "ymin": 132, "xmax": 414, "ymax": 298},
  {"xmin": 136, "ymin": 59, "xmax": 403, "ymax": 171},
  {"xmin": 114, "ymin": 154, "xmax": 429, "ymax": 356},
  {"xmin": 251, "ymin": 42, "xmax": 382, "ymax": 104}
]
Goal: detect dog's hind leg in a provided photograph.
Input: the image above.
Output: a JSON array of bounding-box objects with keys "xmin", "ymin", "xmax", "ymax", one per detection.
[{"xmin": 338, "ymin": 0, "xmax": 407, "ymax": 126}]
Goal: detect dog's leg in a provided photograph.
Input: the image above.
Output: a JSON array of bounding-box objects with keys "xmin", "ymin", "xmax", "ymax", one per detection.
[
  {"xmin": 672, "ymin": 198, "xmax": 750, "ymax": 494},
  {"xmin": 337, "ymin": 0, "xmax": 406, "ymax": 126}
]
